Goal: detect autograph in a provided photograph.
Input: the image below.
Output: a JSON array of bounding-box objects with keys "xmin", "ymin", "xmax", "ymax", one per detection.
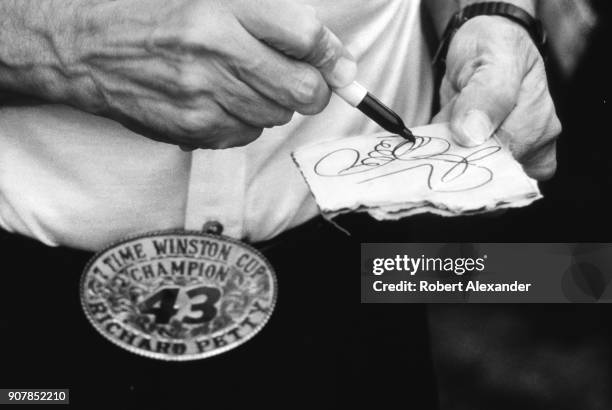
[{"xmin": 313, "ymin": 135, "xmax": 501, "ymax": 192}]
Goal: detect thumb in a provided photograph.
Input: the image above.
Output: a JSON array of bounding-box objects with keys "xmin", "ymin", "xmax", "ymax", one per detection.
[
  {"xmin": 232, "ymin": 0, "xmax": 356, "ymax": 88},
  {"xmin": 450, "ymin": 62, "xmax": 521, "ymax": 147}
]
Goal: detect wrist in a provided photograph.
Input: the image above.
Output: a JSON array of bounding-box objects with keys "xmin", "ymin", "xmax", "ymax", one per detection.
[
  {"xmin": 0, "ymin": 0, "xmax": 103, "ymax": 108},
  {"xmin": 41, "ymin": 0, "xmax": 107, "ymax": 109},
  {"xmin": 428, "ymin": 0, "xmax": 537, "ymax": 38},
  {"xmin": 432, "ymin": 1, "xmax": 546, "ymax": 90},
  {"xmin": 434, "ymin": 3, "xmax": 546, "ymax": 61}
]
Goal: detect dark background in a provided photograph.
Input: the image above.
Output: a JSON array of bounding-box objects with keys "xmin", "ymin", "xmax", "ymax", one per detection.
[{"xmin": 0, "ymin": 3, "xmax": 610, "ymax": 409}]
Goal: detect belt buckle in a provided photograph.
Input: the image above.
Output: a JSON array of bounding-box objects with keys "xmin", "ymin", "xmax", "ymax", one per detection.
[{"xmin": 80, "ymin": 228, "xmax": 277, "ymax": 361}]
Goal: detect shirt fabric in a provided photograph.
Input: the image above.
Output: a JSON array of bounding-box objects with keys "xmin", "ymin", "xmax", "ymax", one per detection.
[{"xmin": 0, "ymin": 0, "xmax": 433, "ymax": 251}]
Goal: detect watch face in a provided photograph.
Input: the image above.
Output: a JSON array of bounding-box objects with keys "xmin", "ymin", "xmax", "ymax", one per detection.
[{"xmin": 80, "ymin": 230, "xmax": 277, "ymax": 361}]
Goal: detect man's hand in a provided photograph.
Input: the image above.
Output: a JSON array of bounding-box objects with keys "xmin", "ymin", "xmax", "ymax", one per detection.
[
  {"xmin": 432, "ymin": 16, "xmax": 561, "ymax": 180},
  {"xmin": 0, "ymin": 0, "xmax": 356, "ymax": 149}
]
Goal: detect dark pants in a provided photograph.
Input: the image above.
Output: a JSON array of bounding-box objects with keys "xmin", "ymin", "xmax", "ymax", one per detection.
[{"xmin": 0, "ymin": 222, "xmax": 437, "ymax": 409}]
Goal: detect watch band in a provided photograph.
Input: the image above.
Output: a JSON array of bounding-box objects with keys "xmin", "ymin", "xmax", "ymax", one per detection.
[{"xmin": 433, "ymin": 2, "xmax": 547, "ymax": 85}]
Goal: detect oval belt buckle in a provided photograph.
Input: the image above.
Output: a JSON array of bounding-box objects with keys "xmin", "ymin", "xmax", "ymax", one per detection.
[{"xmin": 80, "ymin": 227, "xmax": 277, "ymax": 361}]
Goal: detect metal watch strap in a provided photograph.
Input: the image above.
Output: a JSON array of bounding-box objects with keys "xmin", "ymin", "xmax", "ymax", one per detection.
[{"xmin": 433, "ymin": 2, "xmax": 547, "ymax": 85}]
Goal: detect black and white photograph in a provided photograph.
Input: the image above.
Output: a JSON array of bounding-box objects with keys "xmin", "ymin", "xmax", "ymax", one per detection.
[{"xmin": 0, "ymin": 0, "xmax": 610, "ymax": 408}]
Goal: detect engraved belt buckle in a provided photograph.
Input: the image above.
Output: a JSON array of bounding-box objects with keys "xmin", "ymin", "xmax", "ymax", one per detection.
[{"xmin": 80, "ymin": 226, "xmax": 277, "ymax": 361}]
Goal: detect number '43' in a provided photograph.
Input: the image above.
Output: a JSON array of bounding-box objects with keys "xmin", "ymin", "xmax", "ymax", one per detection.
[{"xmin": 139, "ymin": 286, "xmax": 221, "ymax": 325}]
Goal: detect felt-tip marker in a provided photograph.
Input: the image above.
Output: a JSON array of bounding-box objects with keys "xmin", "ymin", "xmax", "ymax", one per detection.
[{"xmin": 335, "ymin": 82, "xmax": 415, "ymax": 142}]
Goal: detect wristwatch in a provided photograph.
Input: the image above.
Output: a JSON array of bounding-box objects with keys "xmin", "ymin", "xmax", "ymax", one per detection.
[{"xmin": 433, "ymin": 2, "xmax": 547, "ymax": 84}]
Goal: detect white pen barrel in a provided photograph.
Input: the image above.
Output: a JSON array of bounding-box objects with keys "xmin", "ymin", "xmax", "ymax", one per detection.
[{"xmin": 334, "ymin": 82, "xmax": 368, "ymax": 107}]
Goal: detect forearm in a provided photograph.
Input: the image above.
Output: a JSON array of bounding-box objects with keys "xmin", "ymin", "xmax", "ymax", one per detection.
[
  {"xmin": 425, "ymin": 0, "xmax": 536, "ymax": 37},
  {"xmin": 0, "ymin": 0, "xmax": 99, "ymax": 107}
]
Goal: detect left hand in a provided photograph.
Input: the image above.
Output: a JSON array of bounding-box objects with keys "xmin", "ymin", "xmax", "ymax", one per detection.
[{"xmin": 432, "ymin": 15, "xmax": 562, "ymax": 181}]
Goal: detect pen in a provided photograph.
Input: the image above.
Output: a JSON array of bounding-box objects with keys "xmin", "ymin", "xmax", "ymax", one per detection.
[{"xmin": 334, "ymin": 82, "xmax": 415, "ymax": 142}]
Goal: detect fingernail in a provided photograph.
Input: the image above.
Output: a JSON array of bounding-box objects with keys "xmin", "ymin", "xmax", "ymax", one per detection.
[
  {"xmin": 460, "ymin": 110, "xmax": 494, "ymax": 146},
  {"xmin": 329, "ymin": 56, "xmax": 357, "ymax": 88}
]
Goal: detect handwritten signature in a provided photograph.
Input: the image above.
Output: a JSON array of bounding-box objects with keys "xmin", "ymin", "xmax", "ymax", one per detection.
[{"xmin": 313, "ymin": 135, "xmax": 501, "ymax": 192}]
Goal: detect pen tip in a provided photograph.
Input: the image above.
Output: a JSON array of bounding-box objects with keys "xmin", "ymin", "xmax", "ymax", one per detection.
[{"xmin": 401, "ymin": 128, "xmax": 415, "ymax": 142}]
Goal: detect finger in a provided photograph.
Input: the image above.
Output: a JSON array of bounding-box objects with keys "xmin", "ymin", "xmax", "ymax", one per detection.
[
  {"xmin": 139, "ymin": 100, "xmax": 264, "ymax": 149},
  {"xmin": 439, "ymin": 76, "xmax": 456, "ymax": 107},
  {"xmin": 496, "ymin": 101, "xmax": 561, "ymax": 160},
  {"xmin": 206, "ymin": 120, "xmax": 264, "ymax": 149},
  {"xmin": 496, "ymin": 73, "xmax": 562, "ymax": 160},
  {"xmin": 520, "ymin": 139, "xmax": 557, "ymax": 181},
  {"xmin": 215, "ymin": 78, "xmax": 294, "ymax": 128},
  {"xmin": 229, "ymin": 28, "xmax": 332, "ymax": 115},
  {"xmin": 232, "ymin": 0, "xmax": 356, "ymax": 88},
  {"xmin": 109, "ymin": 37, "xmax": 306, "ymax": 122},
  {"xmin": 432, "ymin": 94, "xmax": 458, "ymax": 124},
  {"xmin": 172, "ymin": 104, "xmax": 264, "ymax": 149},
  {"xmin": 496, "ymin": 108, "xmax": 560, "ymax": 181},
  {"xmin": 450, "ymin": 59, "xmax": 521, "ymax": 147},
  {"xmin": 493, "ymin": 62, "xmax": 561, "ymax": 181},
  {"xmin": 498, "ymin": 118, "xmax": 558, "ymax": 181}
]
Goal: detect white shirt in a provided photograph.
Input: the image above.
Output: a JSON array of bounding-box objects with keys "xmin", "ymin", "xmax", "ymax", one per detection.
[{"xmin": 0, "ymin": 0, "xmax": 433, "ymax": 251}]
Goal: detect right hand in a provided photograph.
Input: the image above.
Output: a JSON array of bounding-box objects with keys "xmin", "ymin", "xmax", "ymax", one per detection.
[{"xmin": 66, "ymin": 0, "xmax": 356, "ymax": 149}]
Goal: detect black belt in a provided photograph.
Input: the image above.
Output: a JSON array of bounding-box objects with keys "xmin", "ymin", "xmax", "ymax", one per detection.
[{"xmin": 0, "ymin": 218, "xmax": 437, "ymax": 409}]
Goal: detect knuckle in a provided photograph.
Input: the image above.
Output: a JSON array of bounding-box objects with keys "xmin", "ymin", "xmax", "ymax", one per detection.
[
  {"xmin": 267, "ymin": 109, "xmax": 294, "ymax": 127},
  {"xmin": 292, "ymin": 70, "xmax": 324, "ymax": 108},
  {"xmin": 170, "ymin": 16, "xmax": 226, "ymax": 50},
  {"xmin": 549, "ymin": 114, "xmax": 562, "ymax": 137},
  {"xmin": 524, "ymin": 141, "xmax": 557, "ymax": 181},
  {"xmin": 175, "ymin": 67, "xmax": 204, "ymax": 94},
  {"xmin": 178, "ymin": 109, "xmax": 214, "ymax": 135},
  {"xmin": 296, "ymin": 9, "xmax": 324, "ymax": 54},
  {"xmin": 300, "ymin": 88, "xmax": 330, "ymax": 115},
  {"xmin": 224, "ymin": 93, "xmax": 293, "ymax": 127},
  {"xmin": 314, "ymin": 31, "xmax": 337, "ymax": 68},
  {"xmin": 532, "ymin": 159, "xmax": 557, "ymax": 181},
  {"xmin": 173, "ymin": 21, "xmax": 204, "ymax": 46}
]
